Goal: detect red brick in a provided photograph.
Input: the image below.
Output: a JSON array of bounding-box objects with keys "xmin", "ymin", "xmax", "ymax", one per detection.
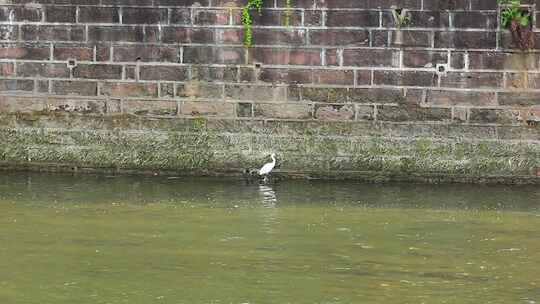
[
  {"xmin": 21, "ymin": 25, "xmax": 85, "ymax": 42},
  {"xmin": 0, "ymin": 46, "xmax": 50, "ymax": 60},
  {"xmin": 309, "ymin": 30, "xmax": 369, "ymax": 46},
  {"xmin": 54, "ymin": 46, "xmax": 94, "ymax": 61},
  {"xmin": 0, "ymin": 63, "xmax": 15, "ymax": 76},
  {"xmin": 250, "ymin": 48, "xmax": 322, "ymax": 65},
  {"xmin": 113, "ymin": 46, "xmax": 179, "ymax": 62}
]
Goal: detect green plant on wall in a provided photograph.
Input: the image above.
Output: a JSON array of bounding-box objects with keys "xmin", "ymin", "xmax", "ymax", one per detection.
[
  {"xmin": 242, "ymin": 0, "xmax": 263, "ymax": 47},
  {"xmin": 242, "ymin": 0, "xmax": 292, "ymax": 47},
  {"xmin": 498, "ymin": 0, "xmax": 535, "ymax": 49}
]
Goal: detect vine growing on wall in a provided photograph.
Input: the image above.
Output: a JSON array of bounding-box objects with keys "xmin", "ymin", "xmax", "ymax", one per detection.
[
  {"xmin": 242, "ymin": 0, "xmax": 292, "ymax": 47},
  {"xmin": 242, "ymin": 0, "xmax": 263, "ymax": 47}
]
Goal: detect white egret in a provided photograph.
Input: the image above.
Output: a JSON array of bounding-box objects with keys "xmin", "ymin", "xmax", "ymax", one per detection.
[{"xmin": 259, "ymin": 153, "xmax": 276, "ymax": 178}]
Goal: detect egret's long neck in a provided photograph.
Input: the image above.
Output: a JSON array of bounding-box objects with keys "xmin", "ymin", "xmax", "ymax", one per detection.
[{"xmin": 271, "ymin": 155, "xmax": 276, "ymax": 164}]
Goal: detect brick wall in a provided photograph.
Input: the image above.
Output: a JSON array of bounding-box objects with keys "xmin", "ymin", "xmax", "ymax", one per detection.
[{"xmin": 0, "ymin": 0, "xmax": 539, "ymax": 182}]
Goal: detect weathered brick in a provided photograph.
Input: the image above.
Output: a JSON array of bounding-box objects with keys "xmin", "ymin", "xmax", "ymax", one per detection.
[
  {"xmin": 342, "ymin": 49, "xmax": 398, "ymax": 67},
  {"xmin": 423, "ymin": 0, "xmax": 469, "ymax": 10},
  {"xmin": 452, "ymin": 12, "xmax": 497, "ymax": 29},
  {"xmin": 499, "ymin": 92, "xmax": 540, "ymax": 106},
  {"xmin": 236, "ymin": 102, "xmax": 253, "ymax": 117},
  {"xmin": 190, "ymin": 66, "xmax": 238, "ymax": 82},
  {"xmin": 378, "ymin": 105, "xmax": 451, "ymax": 122},
  {"xmin": 259, "ymin": 68, "xmax": 355, "ymax": 85},
  {"xmin": 0, "ymin": 95, "xmax": 45, "ymax": 112},
  {"xmin": 53, "ymin": 45, "xmax": 94, "ymax": 61},
  {"xmin": 374, "ymin": 70, "xmax": 437, "ymax": 87},
  {"xmin": 17, "ymin": 62, "xmax": 70, "ymax": 78},
  {"xmin": 170, "ymin": 8, "xmax": 191, "ymax": 25},
  {"xmin": 113, "ymin": 46, "xmax": 179, "ymax": 62},
  {"xmin": 426, "ymin": 90, "xmax": 496, "ymax": 106},
  {"xmin": 506, "ymin": 72, "xmax": 540, "ymax": 89},
  {"xmin": 181, "ymin": 101, "xmax": 234, "ymax": 117},
  {"xmin": 140, "ymin": 65, "xmax": 188, "ymax": 81},
  {"xmin": 53, "ymin": 80, "xmax": 98, "ymax": 96},
  {"xmin": 301, "ymin": 87, "xmax": 349, "ymax": 103},
  {"xmin": 184, "ymin": 47, "xmax": 245, "ymax": 64},
  {"xmin": 122, "ymin": 8, "xmax": 168, "ymax": 24},
  {"xmin": 326, "ymin": 11, "xmax": 379, "ymax": 27},
  {"xmin": 309, "ymin": 30, "xmax": 369, "ymax": 46},
  {"xmin": 349, "ymin": 88, "xmax": 406, "ymax": 104},
  {"xmin": 315, "ymin": 104, "xmax": 355, "ymax": 120},
  {"xmin": 124, "ymin": 99, "xmax": 177, "ymax": 116},
  {"xmin": 162, "ymin": 27, "xmax": 215, "ymax": 44},
  {"xmin": 390, "ymin": 30, "xmax": 432, "ymax": 47},
  {"xmin": 4, "ymin": 6, "xmax": 41, "ymax": 22},
  {"xmin": 45, "ymin": 6, "xmax": 75, "ymax": 23},
  {"xmin": 225, "ymin": 84, "xmax": 287, "ymax": 101},
  {"xmin": 403, "ymin": 50, "xmax": 448, "ymax": 68},
  {"xmin": 469, "ymin": 108, "xmax": 519, "ymax": 124},
  {"xmin": 177, "ymin": 82, "xmax": 223, "ymax": 99},
  {"xmin": 79, "ymin": 7, "xmax": 119, "ymax": 23},
  {"xmin": 46, "ymin": 98, "xmax": 106, "ymax": 114},
  {"xmin": 0, "ymin": 62, "xmax": 15, "ymax": 76},
  {"xmin": 0, "ymin": 45, "xmax": 50, "ymax": 60},
  {"xmin": 101, "ymin": 82, "xmax": 158, "ymax": 98},
  {"xmin": 194, "ymin": 9, "xmax": 230, "ymax": 25},
  {"xmin": 254, "ymin": 103, "xmax": 313, "ymax": 119},
  {"xmin": 73, "ymin": 64, "xmax": 123, "ymax": 79},
  {"xmin": 252, "ymin": 29, "xmax": 306, "ymax": 46},
  {"xmin": 250, "ymin": 48, "xmax": 321, "ymax": 65},
  {"xmin": 434, "ymin": 31, "xmax": 496, "ymax": 49},
  {"xmin": 469, "ymin": 52, "xmax": 539, "ymax": 70},
  {"xmin": 0, "ymin": 79, "xmax": 34, "ymax": 92},
  {"xmin": 440, "ymin": 72, "xmax": 503, "ymax": 88},
  {"xmin": 21, "ymin": 25, "xmax": 85, "ymax": 41},
  {"xmin": 89, "ymin": 26, "xmax": 144, "ymax": 42}
]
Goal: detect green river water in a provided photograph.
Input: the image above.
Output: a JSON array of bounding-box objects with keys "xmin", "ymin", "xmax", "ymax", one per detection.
[{"xmin": 0, "ymin": 172, "xmax": 539, "ymax": 304}]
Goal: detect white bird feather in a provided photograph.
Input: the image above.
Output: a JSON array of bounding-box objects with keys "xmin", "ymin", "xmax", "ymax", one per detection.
[{"xmin": 259, "ymin": 153, "xmax": 276, "ymax": 176}]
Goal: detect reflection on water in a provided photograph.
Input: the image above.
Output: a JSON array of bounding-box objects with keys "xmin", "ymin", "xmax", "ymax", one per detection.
[
  {"xmin": 0, "ymin": 172, "xmax": 539, "ymax": 304},
  {"xmin": 258, "ymin": 183, "xmax": 277, "ymax": 207}
]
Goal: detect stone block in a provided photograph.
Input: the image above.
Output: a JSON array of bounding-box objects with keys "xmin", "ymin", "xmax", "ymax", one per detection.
[
  {"xmin": 181, "ymin": 101, "xmax": 235, "ymax": 117},
  {"xmin": 254, "ymin": 103, "xmax": 313, "ymax": 119},
  {"xmin": 46, "ymin": 98, "xmax": 107, "ymax": 114},
  {"xmin": 124, "ymin": 99, "xmax": 178, "ymax": 116},
  {"xmin": 177, "ymin": 82, "xmax": 223, "ymax": 99},
  {"xmin": 53, "ymin": 80, "xmax": 98, "ymax": 96},
  {"xmin": 314, "ymin": 104, "xmax": 355, "ymax": 121},
  {"xmin": 101, "ymin": 82, "xmax": 158, "ymax": 98},
  {"xmin": 378, "ymin": 105, "xmax": 451, "ymax": 122},
  {"xmin": 225, "ymin": 84, "xmax": 287, "ymax": 102}
]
